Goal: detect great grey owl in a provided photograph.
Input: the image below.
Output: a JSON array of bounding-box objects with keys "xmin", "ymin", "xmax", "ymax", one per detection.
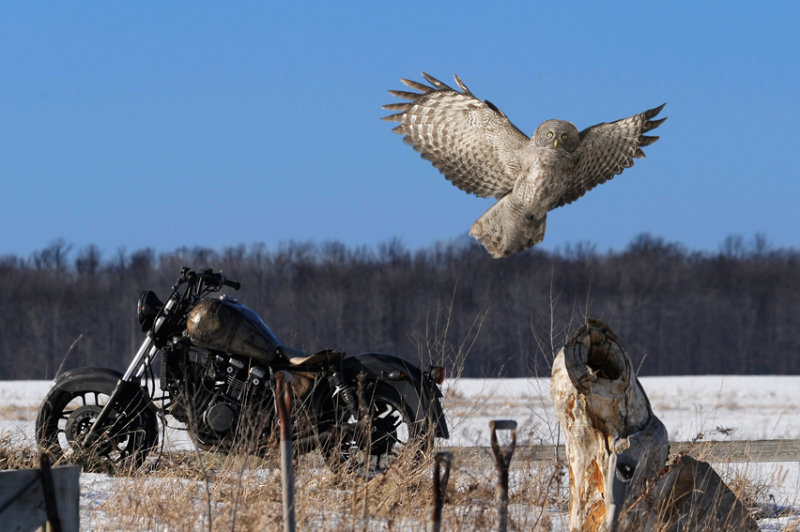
[{"xmin": 382, "ymin": 72, "xmax": 666, "ymax": 258}]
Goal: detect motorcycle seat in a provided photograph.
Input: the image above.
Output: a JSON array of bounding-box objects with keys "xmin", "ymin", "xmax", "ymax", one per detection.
[{"xmin": 278, "ymin": 345, "xmax": 344, "ymax": 366}]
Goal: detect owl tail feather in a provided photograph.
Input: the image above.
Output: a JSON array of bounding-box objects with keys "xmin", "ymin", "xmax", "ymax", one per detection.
[{"xmin": 469, "ymin": 199, "xmax": 547, "ymax": 258}]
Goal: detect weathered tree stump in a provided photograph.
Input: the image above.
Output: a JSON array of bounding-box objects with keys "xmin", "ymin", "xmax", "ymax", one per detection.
[{"xmin": 551, "ymin": 318, "xmax": 758, "ymax": 532}]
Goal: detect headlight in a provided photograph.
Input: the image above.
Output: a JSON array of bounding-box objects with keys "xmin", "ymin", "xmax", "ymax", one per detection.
[{"xmin": 137, "ymin": 290, "xmax": 164, "ymax": 332}]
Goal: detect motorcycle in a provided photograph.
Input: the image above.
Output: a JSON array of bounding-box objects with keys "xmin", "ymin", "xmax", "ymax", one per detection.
[{"xmin": 36, "ymin": 267, "xmax": 449, "ymax": 474}]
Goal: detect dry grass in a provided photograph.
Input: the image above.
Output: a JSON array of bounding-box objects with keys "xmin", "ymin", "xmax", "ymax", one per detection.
[
  {"xmin": 3, "ymin": 414, "xmax": 800, "ymax": 530},
  {"xmin": 0, "ymin": 426, "xmax": 562, "ymax": 530},
  {"xmin": 0, "ymin": 433, "xmax": 38, "ymax": 470},
  {"xmin": 0, "ymin": 404, "xmax": 38, "ymax": 421},
  {"xmin": 80, "ymin": 444, "xmax": 564, "ymax": 531}
]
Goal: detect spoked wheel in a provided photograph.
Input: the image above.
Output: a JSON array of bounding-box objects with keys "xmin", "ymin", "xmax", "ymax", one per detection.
[
  {"xmin": 324, "ymin": 382, "xmax": 428, "ymax": 476},
  {"xmin": 36, "ymin": 367, "xmax": 158, "ymax": 472}
]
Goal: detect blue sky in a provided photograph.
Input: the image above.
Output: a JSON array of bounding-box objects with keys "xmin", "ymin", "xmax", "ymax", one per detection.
[{"xmin": 2, "ymin": 3, "xmax": 799, "ymax": 259}]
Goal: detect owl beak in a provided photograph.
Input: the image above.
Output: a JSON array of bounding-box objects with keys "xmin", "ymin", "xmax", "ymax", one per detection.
[{"xmin": 553, "ymin": 140, "xmax": 558, "ymax": 148}]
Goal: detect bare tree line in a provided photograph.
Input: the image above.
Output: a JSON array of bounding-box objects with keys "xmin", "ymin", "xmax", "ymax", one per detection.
[{"xmin": 1, "ymin": 233, "xmax": 798, "ymax": 380}]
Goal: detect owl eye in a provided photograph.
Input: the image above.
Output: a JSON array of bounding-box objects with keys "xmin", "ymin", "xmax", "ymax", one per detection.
[
  {"xmin": 546, "ymin": 132, "xmax": 553, "ymax": 138},
  {"xmin": 561, "ymin": 134, "xmax": 568, "ymax": 141}
]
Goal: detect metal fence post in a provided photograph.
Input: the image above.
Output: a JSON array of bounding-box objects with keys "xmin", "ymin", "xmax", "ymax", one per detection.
[
  {"xmin": 275, "ymin": 370, "xmax": 296, "ymax": 532},
  {"xmin": 490, "ymin": 419, "xmax": 517, "ymax": 532},
  {"xmin": 429, "ymin": 451, "xmax": 453, "ymax": 532}
]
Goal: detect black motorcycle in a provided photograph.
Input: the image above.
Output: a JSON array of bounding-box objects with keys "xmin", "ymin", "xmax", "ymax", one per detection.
[{"xmin": 36, "ymin": 267, "xmax": 448, "ymax": 474}]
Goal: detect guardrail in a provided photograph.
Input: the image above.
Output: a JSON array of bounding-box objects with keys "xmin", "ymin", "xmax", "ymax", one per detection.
[{"xmin": 442, "ymin": 439, "xmax": 800, "ymax": 464}]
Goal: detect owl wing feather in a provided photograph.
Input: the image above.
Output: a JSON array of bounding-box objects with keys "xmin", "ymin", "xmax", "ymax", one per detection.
[
  {"xmin": 382, "ymin": 73, "xmax": 531, "ymax": 199},
  {"xmin": 553, "ymin": 104, "xmax": 666, "ymax": 209}
]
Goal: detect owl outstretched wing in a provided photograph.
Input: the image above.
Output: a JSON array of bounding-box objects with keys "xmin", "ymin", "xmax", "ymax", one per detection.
[
  {"xmin": 382, "ymin": 73, "xmax": 531, "ymax": 199},
  {"xmin": 553, "ymin": 104, "xmax": 666, "ymax": 209}
]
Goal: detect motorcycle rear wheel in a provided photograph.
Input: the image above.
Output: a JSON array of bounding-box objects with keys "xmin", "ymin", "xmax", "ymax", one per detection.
[
  {"xmin": 324, "ymin": 381, "xmax": 429, "ymax": 476},
  {"xmin": 36, "ymin": 367, "xmax": 159, "ymax": 472}
]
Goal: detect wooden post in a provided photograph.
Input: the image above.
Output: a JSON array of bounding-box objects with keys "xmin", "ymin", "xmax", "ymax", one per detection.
[{"xmin": 551, "ymin": 318, "xmax": 758, "ymax": 532}]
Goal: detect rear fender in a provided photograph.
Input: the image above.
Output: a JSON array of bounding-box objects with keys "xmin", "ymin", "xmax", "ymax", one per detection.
[{"xmin": 341, "ymin": 353, "xmax": 449, "ymax": 439}]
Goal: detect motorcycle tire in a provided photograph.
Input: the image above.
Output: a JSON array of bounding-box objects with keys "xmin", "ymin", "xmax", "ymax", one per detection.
[
  {"xmin": 35, "ymin": 367, "xmax": 159, "ymax": 472},
  {"xmin": 323, "ymin": 381, "xmax": 430, "ymax": 476}
]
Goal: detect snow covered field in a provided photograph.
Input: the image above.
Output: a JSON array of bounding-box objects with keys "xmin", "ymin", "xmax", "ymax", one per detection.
[{"xmin": 2, "ymin": 376, "xmax": 799, "ymax": 530}]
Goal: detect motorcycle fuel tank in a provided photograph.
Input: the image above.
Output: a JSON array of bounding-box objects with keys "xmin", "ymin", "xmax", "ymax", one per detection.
[{"xmin": 186, "ymin": 296, "xmax": 281, "ymax": 363}]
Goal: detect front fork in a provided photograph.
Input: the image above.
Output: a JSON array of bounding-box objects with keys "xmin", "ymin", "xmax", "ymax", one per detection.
[
  {"xmin": 84, "ymin": 296, "xmax": 180, "ymax": 446},
  {"xmin": 83, "ymin": 305, "xmax": 173, "ymax": 447}
]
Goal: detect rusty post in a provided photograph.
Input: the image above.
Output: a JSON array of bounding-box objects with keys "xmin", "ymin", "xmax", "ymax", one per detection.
[
  {"xmin": 274, "ymin": 370, "xmax": 296, "ymax": 532},
  {"xmin": 429, "ymin": 451, "xmax": 453, "ymax": 532},
  {"xmin": 490, "ymin": 419, "xmax": 517, "ymax": 532}
]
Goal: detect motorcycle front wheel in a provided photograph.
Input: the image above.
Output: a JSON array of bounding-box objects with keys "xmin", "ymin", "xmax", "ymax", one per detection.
[
  {"xmin": 36, "ymin": 367, "xmax": 159, "ymax": 472},
  {"xmin": 323, "ymin": 381, "xmax": 429, "ymax": 476}
]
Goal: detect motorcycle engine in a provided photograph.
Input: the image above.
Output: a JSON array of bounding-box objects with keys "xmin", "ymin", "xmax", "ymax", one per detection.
[
  {"xmin": 162, "ymin": 344, "xmax": 270, "ymax": 442},
  {"xmin": 204, "ymin": 402, "xmax": 236, "ymax": 433},
  {"xmin": 202, "ymin": 354, "xmax": 268, "ymax": 434}
]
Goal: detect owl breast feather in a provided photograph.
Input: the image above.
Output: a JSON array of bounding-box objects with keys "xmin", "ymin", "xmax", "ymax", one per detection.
[{"xmin": 522, "ymin": 147, "xmax": 577, "ymax": 208}]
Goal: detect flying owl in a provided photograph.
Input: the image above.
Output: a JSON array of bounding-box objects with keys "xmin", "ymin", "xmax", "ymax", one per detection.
[{"xmin": 382, "ymin": 73, "xmax": 666, "ymax": 258}]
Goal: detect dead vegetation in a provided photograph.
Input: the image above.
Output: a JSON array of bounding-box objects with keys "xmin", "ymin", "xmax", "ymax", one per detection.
[
  {"xmin": 85, "ymin": 445, "xmax": 565, "ymax": 531},
  {"xmin": 4, "ymin": 427, "xmax": 799, "ymax": 531},
  {"xmin": 0, "ymin": 433, "xmax": 38, "ymax": 470}
]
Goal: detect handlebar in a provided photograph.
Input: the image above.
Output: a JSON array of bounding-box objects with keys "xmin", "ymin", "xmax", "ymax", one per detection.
[
  {"xmin": 143, "ymin": 267, "xmax": 241, "ymax": 344},
  {"xmin": 176, "ymin": 267, "xmax": 240, "ymax": 293},
  {"xmin": 223, "ymin": 278, "xmax": 241, "ymax": 290}
]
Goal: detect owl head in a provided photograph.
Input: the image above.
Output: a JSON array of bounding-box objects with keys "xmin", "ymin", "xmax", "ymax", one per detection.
[{"xmin": 533, "ymin": 119, "xmax": 580, "ymax": 152}]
